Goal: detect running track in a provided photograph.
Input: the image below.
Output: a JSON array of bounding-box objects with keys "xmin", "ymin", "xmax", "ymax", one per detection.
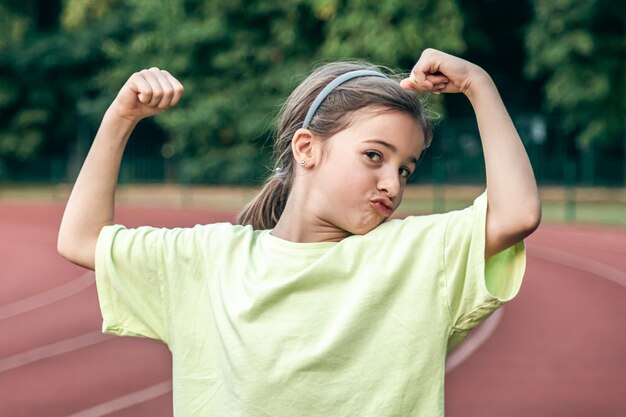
[{"xmin": 1, "ymin": 202, "xmax": 624, "ymax": 416}]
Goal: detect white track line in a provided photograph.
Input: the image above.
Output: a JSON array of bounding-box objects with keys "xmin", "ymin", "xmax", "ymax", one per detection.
[
  {"xmin": 0, "ymin": 330, "xmax": 110, "ymax": 373},
  {"xmin": 0, "ymin": 271, "xmax": 94, "ymax": 320},
  {"xmin": 8, "ymin": 240, "xmax": 624, "ymax": 415},
  {"xmin": 63, "ymin": 381, "xmax": 172, "ymax": 417},
  {"xmin": 445, "ymin": 308, "xmax": 503, "ymax": 373},
  {"xmin": 1, "ymin": 223, "xmax": 172, "ymax": 415},
  {"xmin": 528, "ymin": 244, "xmax": 626, "ymax": 288},
  {"xmin": 446, "ymin": 240, "xmax": 626, "ymax": 372}
]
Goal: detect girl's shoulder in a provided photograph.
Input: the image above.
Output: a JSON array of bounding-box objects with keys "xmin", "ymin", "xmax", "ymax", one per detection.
[
  {"xmin": 386, "ymin": 192, "xmax": 487, "ymax": 232},
  {"xmin": 183, "ymin": 221, "xmax": 260, "ymax": 242},
  {"xmin": 107, "ymin": 222, "xmax": 260, "ymax": 251},
  {"xmin": 358, "ymin": 212, "xmax": 453, "ymax": 250},
  {"xmin": 368, "ymin": 194, "xmax": 485, "ymax": 243},
  {"xmin": 378, "ymin": 210, "xmax": 454, "ymax": 233}
]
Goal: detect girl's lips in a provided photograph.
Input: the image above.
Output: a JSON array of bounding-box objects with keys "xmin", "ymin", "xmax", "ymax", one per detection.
[{"xmin": 371, "ymin": 200, "xmax": 393, "ymax": 217}]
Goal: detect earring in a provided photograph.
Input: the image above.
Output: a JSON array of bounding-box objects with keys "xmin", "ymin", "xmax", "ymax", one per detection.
[{"xmin": 299, "ymin": 159, "xmax": 307, "ymax": 166}]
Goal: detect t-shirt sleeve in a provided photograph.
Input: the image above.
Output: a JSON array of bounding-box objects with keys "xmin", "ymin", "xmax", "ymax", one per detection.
[
  {"xmin": 443, "ymin": 191, "xmax": 526, "ymax": 353},
  {"xmin": 95, "ymin": 224, "xmax": 185, "ymax": 344}
]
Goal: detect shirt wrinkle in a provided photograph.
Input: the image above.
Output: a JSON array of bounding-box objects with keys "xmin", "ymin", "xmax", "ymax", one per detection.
[{"xmin": 93, "ymin": 192, "xmax": 526, "ymax": 417}]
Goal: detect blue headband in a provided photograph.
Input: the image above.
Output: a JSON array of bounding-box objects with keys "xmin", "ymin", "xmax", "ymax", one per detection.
[{"xmin": 302, "ymin": 69, "xmax": 389, "ymax": 129}]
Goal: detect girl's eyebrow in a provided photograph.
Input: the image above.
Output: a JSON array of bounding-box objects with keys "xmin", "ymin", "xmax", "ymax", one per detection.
[{"xmin": 363, "ymin": 139, "xmax": 419, "ymax": 166}]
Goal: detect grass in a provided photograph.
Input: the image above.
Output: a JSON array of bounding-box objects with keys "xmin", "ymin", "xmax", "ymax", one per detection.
[{"xmin": 1, "ymin": 183, "xmax": 625, "ymax": 227}]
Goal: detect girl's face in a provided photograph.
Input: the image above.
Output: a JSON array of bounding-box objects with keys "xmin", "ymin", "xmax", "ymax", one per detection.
[{"xmin": 308, "ymin": 109, "xmax": 425, "ymax": 236}]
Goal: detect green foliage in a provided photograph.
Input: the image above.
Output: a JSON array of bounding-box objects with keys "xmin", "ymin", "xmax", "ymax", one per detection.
[
  {"xmin": 79, "ymin": 0, "xmax": 317, "ymax": 182},
  {"xmin": 0, "ymin": 0, "xmax": 464, "ymax": 183},
  {"xmin": 525, "ymin": 0, "xmax": 625, "ymax": 148},
  {"xmin": 0, "ymin": 0, "xmax": 112, "ymax": 169},
  {"xmin": 318, "ymin": 0, "xmax": 465, "ymax": 65},
  {"xmin": 0, "ymin": 4, "xmax": 28, "ymax": 52},
  {"xmin": 72, "ymin": 0, "xmax": 464, "ymax": 183}
]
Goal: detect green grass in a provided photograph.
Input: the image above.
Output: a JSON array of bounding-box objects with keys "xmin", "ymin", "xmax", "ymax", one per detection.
[
  {"xmin": 398, "ymin": 189, "xmax": 626, "ymax": 226},
  {"xmin": 1, "ymin": 184, "xmax": 625, "ymax": 227},
  {"xmin": 397, "ymin": 196, "xmax": 626, "ymax": 227},
  {"xmin": 541, "ymin": 202, "xmax": 626, "ymax": 226}
]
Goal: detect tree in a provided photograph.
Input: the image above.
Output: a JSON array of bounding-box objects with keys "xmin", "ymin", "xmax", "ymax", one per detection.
[
  {"xmin": 0, "ymin": 0, "xmax": 112, "ymax": 180},
  {"xmin": 0, "ymin": 0, "xmax": 465, "ymax": 183},
  {"xmin": 316, "ymin": 0, "xmax": 465, "ymax": 67},
  {"xmin": 525, "ymin": 0, "xmax": 625, "ymax": 148},
  {"xmin": 69, "ymin": 0, "xmax": 464, "ymax": 183}
]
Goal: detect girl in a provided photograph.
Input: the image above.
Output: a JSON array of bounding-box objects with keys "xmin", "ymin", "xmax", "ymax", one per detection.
[{"xmin": 58, "ymin": 48, "xmax": 541, "ymax": 416}]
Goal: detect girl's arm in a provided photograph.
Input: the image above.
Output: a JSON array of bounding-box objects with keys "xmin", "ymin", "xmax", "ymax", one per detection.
[
  {"xmin": 58, "ymin": 68, "xmax": 184, "ymax": 270},
  {"xmin": 401, "ymin": 49, "xmax": 541, "ymax": 259}
]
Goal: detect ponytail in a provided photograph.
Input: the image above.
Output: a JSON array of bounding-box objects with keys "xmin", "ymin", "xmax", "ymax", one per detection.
[{"xmin": 237, "ymin": 172, "xmax": 292, "ymax": 230}]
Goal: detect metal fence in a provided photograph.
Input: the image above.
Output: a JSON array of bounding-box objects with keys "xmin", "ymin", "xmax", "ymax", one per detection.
[
  {"xmin": 1, "ymin": 114, "xmax": 624, "ymax": 188},
  {"xmin": 416, "ymin": 115, "xmax": 626, "ymax": 188}
]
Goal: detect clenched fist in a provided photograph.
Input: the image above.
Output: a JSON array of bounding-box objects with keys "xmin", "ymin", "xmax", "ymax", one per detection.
[
  {"xmin": 109, "ymin": 68, "xmax": 184, "ymax": 123},
  {"xmin": 400, "ymin": 48, "xmax": 488, "ymax": 96}
]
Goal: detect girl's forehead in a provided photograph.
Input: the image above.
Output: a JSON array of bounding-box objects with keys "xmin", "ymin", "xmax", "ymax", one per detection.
[{"xmin": 337, "ymin": 110, "xmax": 426, "ymax": 149}]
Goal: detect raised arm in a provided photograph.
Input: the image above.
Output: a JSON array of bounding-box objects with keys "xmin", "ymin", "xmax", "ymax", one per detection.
[
  {"xmin": 401, "ymin": 49, "xmax": 541, "ymax": 259},
  {"xmin": 58, "ymin": 68, "xmax": 184, "ymax": 270}
]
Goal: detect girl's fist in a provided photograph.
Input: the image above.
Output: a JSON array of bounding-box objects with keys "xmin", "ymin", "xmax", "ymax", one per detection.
[
  {"xmin": 110, "ymin": 68, "xmax": 184, "ymax": 122},
  {"xmin": 400, "ymin": 48, "xmax": 486, "ymax": 96}
]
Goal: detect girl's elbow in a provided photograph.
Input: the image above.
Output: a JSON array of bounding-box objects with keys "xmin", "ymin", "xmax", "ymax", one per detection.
[
  {"xmin": 56, "ymin": 232, "xmax": 71, "ymax": 259},
  {"xmin": 527, "ymin": 201, "xmax": 542, "ymax": 233},
  {"xmin": 57, "ymin": 234, "xmax": 96, "ymax": 271},
  {"xmin": 516, "ymin": 204, "xmax": 542, "ymax": 241},
  {"xmin": 505, "ymin": 204, "xmax": 542, "ymax": 242},
  {"xmin": 57, "ymin": 228, "xmax": 76, "ymax": 259},
  {"xmin": 487, "ymin": 199, "xmax": 541, "ymax": 248}
]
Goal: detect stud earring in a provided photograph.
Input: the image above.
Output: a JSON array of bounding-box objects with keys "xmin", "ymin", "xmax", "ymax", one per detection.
[{"xmin": 299, "ymin": 159, "xmax": 307, "ymax": 166}]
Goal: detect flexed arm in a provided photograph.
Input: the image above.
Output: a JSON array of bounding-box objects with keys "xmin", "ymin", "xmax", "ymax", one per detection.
[
  {"xmin": 401, "ymin": 49, "xmax": 541, "ymax": 259},
  {"xmin": 58, "ymin": 68, "xmax": 184, "ymax": 270}
]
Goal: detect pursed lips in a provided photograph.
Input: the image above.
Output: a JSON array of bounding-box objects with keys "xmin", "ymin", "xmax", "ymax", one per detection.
[{"xmin": 370, "ymin": 197, "xmax": 394, "ymax": 217}]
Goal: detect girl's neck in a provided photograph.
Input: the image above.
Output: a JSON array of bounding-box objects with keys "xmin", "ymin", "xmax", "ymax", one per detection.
[{"xmin": 271, "ymin": 186, "xmax": 350, "ymax": 243}]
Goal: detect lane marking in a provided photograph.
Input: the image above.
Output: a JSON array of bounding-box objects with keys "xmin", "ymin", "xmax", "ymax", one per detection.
[
  {"xmin": 528, "ymin": 244, "xmax": 626, "ymax": 288},
  {"xmin": 5, "ymin": 237, "xmax": 623, "ymax": 413},
  {"xmin": 531, "ymin": 228, "xmax": 626, "ymax": 251},
  {"xmin": 445, "ymin": 240, "xmax": 626, "ymax": 373},
  {"xmin": 0, "ymin": 271, "xmax": 94, "ymax": 320},
  {"xmin": 0, "ymin": 330, "xmax": 110, "ymax": 373},
  {"xmin": 445, "ymin": 308, "xmax": 503, "ymax": 373},
  {"xmin": 63, "ymin": 381, "xmax": 172, "ymax": 417}
]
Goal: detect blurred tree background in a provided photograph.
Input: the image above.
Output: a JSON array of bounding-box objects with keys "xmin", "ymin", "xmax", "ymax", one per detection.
[{"xmin": 0, "ymin": 0, "xmax": 624, "ymax": 185}]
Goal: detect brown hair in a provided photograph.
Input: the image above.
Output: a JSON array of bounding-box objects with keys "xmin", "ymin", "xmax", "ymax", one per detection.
[{"xmin": 237, "ymin": 61, "xmax": 433, "ymax": 230}]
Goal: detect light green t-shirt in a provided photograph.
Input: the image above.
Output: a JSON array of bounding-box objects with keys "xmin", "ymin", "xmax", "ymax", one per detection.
[{"xmin": 95, "ymin": 191, "xmax": 525, "ymax": 417}]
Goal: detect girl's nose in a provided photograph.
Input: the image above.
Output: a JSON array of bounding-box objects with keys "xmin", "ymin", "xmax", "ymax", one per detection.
[{"xmin": 377, "ymin": 170, "xmax": 401, "ymax": 198}]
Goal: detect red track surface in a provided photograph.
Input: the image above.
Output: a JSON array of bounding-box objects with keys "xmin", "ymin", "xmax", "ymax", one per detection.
[{"xmin": 1, "ymin": 203, "xmax": 625, "ymax": 416}]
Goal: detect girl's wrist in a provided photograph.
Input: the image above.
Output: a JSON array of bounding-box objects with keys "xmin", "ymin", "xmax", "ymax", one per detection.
[
  {"xmin": 464, "ymin": 67, "xmax": 497, "ymax": 104},
  {"xmin": 103, "ymin": 106, "xmax": 141, "ymax": 131},
  {"xmin": 98, "ymin": 107, "xmax": 140, "ymax": 148}
]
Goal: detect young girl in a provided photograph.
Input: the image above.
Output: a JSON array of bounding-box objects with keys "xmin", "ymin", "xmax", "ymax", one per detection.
[{"xmin": 58, "ymin": 48, "xmax": 541, "ymax": 416}]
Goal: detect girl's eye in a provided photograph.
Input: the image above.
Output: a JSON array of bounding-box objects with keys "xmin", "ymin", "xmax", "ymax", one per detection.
[
  {"xmin": 399, "ymin": 167, "xmax": 412, "ymax": 179},
  {"xmin": 365, "ymin": 151, "xmax": 382, "ymax": 162}
]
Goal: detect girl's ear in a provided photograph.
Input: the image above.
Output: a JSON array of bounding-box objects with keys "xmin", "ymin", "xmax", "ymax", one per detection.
[{"xmin": 291, "ymin": 128, "xmax": 320, "ymax": 168}]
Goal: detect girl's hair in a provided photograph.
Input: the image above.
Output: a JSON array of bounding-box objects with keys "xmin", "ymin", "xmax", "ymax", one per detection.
[{"xmin": 237, "ymin": 61, "xmax": 433, "ymax": 230}]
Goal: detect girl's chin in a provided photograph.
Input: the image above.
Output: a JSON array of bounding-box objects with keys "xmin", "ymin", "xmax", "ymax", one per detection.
[{"xmin": 349, "ymin": 218, "xmax": 384, "ymax": 235}]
